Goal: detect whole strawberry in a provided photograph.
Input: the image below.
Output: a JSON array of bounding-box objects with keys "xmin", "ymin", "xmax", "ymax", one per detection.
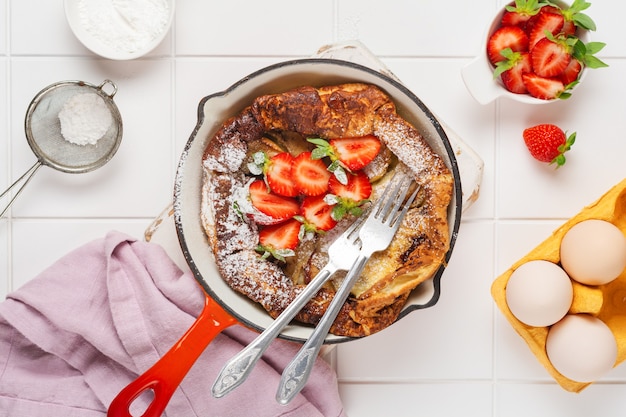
[{"xmin": 522, "ymin": 124, "xmax": 576, "ymax": 167}]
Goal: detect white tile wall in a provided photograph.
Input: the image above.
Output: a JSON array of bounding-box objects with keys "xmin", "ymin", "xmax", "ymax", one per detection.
[{"xmin": 3, "ymin": 1, "xmax": 626, "ymax": 416}]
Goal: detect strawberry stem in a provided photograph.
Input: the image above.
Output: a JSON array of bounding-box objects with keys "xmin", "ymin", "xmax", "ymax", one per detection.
[
  {"xmin": 505, "ymin": 0, "xmax": 546, "ymax": 14},
  {"xmin": 551, "ymin": 131, "xmax": 576, "ymax": 167}
]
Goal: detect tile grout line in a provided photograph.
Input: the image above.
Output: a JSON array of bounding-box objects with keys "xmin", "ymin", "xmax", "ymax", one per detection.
[
  {"xmin": 4, "ymin": 0, "xmax": 13, "ymax": 295},
  {"xmin": 491, "ymin": 42, "xmax": 501, "ymax": 414}
]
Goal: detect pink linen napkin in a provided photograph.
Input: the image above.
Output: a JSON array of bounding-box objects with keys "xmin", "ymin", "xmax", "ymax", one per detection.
[{"xmin": 0, "ymin": 231, "xmax": 346, "ymax": 417}]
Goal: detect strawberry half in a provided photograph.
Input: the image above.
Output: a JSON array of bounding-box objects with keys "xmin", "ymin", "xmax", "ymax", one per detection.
[
  {"xmin": 328, "ymin": 135, "xmax": 382, "ymax": 171},
  {"xmin": 522, "ymin": 73, "xmax": 565, "ymax": 100},
  {"xmin": 328, "ymin": 171, "xmax": 372, "ymax": 203},
  {"xmin": 265, "ymin": 152, "xmax": 297, "ymax": 197},
  {"xmin": 257, "ymin": 219, "xmax": 301, "ymax": 261},
  {"xmin": 487, "ymin": 26, "xmax": 529, "ymax": 65},
  {"xmin": 298, "ymin": 195, "xmax": 337, "ymax": 232},
  {"xmin": 560, "ymin": 58, "xmax": 582, "ymax": 85},
  {"xmin": 501, "ymin": 0, "xmax": 543, "ymax": 29},
  {"xmin": 531, "ymin": 36, "xmax": 572, "ymax": 77},
  {"xmin": 522, "ymin": 123, "xmax": 576, "ymax": 167},
  {"xmin": 328, "ymin": 171, "xmax": 372, "ymax": 220},
  {"xmin": 495, "ymin": 49, "xmax": 532, "ymax": 94},
  {"xmin": 292, "ymin": 151, "xmax": 331, "ymax": 196},
  {"xmin": 528, "ymin": 11, "xmax": 564, "ymax": 48},
  {"xmin": 248, "ymin": 180, "xmax": 299, "ymax": 222}
]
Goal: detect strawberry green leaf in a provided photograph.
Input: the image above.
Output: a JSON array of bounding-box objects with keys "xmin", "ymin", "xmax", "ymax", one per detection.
[
  {"xmin": 328, "ymin": 161, "xmax": 348, "ymax": 185},
  {"xmin": 232, "ymin": 201, "xmax": 245, "ymax": 221},
  {"xmin": 255, "ymin": 245, "xmax": 295, "ymax": 262},
  {"xmin": 585, "ymin": 41, "xmax": 606, "ymax": 55},
  {"xmin": 573, "ymin": 13, "xmax": 596, "ymax": 30},
  {"xmin": 584, "ymin": 55, "xmax": 609, "ymax": 69},
  {"xmin": 564, "ymin": 80, "xmax": 580, "ymax": 91},
  {"xmin": 566, "ymin": 0, "xmax": 591, "ymax": 14},
  {"xmin": 330, "ymin": 197, "xmax": 368, "ymax": 221},
  {"xmin": 557, "ymin": 0, "xmax": 596, "ymax": 31},
  {"xmin": 493, "ymin": 48, "xmax": 519, "ymax": 78},
  {"xmin": 331, "ymin": 205, "xmax": 348, "ymax": 221},
  {"xmin": 308, "ymin": 138, "xmax": 332, "ymax": 159},
  {"xmin": 572, "ymin": 39, "xmax": 608, "ymax": 69}
]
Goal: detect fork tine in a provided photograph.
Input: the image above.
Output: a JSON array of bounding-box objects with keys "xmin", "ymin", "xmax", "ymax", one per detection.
[
  {"xmin": 390, "ymin": 184, "xmax": 420, "ymax": 229},
  {"xmin": 386, "ymin": 178, "xmax": 412, "ymax": 223},
  {"xmin": 372, "ymin": 174, "xmax": 403, "ymax": 218},
  {"xmin": 378, "ymin": 175, "xmax": 412, "ymax": 223}
]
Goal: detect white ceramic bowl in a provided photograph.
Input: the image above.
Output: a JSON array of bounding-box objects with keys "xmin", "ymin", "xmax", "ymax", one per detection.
[
  {"xmin": 174, "ymin": 59, "xmax": 463, "ymax": 343},
  {"xmin": 461, "ymin": 1, "xmax": 588, "ymax": 105},
  {"xmin": 64, "ymin": 0, "xmax": 175, "ymax": 60}
]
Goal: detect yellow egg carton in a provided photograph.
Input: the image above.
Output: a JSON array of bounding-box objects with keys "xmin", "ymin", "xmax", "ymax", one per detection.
[{"xmin": 491, "ymin": 177, "xmax": 626, "ymax": 392}]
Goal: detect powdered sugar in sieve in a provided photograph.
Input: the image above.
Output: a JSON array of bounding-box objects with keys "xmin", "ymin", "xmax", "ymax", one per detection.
[
  {"xmin": 59, "ymin": 92, "xmax": 113, "ymax": 146},
  {"xmin": 0, "ymin": 79, "xmax": 123, "ymax": 217}
]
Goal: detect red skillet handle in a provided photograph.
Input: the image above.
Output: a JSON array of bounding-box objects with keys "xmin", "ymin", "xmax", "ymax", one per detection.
[{"xmin": 107, "ymin": 294, "xmax": 237, "ymax": 417}]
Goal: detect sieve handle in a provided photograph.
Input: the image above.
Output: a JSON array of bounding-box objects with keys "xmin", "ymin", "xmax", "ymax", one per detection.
[
  {"xmin": 0, "ymin": 161, "xmax": 42, "ymax": 218},
  {"xmin": 98, "ymin": 79, "xmax": 118, "ymax": 99}
]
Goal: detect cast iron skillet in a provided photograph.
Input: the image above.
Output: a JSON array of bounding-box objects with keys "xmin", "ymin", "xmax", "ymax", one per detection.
[{"xmin": 108, "ymin": 58, "xmax": 462, "ymax": 417}]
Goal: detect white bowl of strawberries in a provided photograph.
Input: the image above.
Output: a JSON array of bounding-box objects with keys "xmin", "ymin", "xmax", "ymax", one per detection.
[{"xmin": 462, "ymin": 0, "xmax": 607, "ymax": 104}]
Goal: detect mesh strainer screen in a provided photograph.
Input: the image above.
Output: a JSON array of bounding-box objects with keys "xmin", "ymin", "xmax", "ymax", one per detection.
[{"xmin": 25, "ymin": 80, "xmax": 123, "ymax": 173}]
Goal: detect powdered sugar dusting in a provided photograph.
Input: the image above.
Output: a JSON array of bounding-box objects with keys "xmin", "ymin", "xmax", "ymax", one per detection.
[
  {"xmin": 218, "ymin": 250, "xmax": 300, "ymax": 311},
  {"xmin": 203, "ymin": 143, "xmax": 246, "ymax": 173},
  {"xmin": 374, "ymin": 116, "xmax": 435, "ymax": 178},
  {"xmin": 201, "ymin": 167, "xmax": 301, "ymax": 311}
]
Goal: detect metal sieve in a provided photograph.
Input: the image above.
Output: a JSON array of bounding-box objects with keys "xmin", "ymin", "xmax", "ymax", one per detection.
[{"xmin": 0, "ymin": 79, "xmax": 123, "ymax": 217}]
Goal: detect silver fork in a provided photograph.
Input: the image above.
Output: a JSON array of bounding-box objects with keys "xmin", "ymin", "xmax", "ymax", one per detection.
[
  {"xmin": 276, "ymin": 175, "xmax": 419, "ymax": 405},
  {"xmin": 211, "ymin": 205, "xmax": 370, "ymax": 398}
]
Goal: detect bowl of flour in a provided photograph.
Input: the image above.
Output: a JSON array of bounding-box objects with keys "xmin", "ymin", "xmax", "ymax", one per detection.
[{"xmin": 65, "ymin": 0, "xmax": 174, "ymax": 60}]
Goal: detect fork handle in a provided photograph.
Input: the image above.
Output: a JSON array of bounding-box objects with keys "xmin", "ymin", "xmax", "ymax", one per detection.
[
  {"xmin": 212, "ymin": 264, "xmax": 336, "ymax": 398},
  {"xmin": 276, "ymin": 253, "xmax": 369, "ymax": 405}
]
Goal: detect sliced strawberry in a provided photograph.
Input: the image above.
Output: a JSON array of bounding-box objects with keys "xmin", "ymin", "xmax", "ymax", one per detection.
[
  {"xmin": 292, "ymin": 151, "xmax": 331, "ymax": 196},
  {"xmin": 328, "ymin": 171, "xmax": 372, "ymax": 202},
  {"xmin": 487, "ymin": 26, "xmax": 529, "ymax": 65},
  {"xmin": 249, "ymin": 180, "xmax": 299, "ymax": 221},
  {"xmin": 496, "ymin": 49, "xmax": 532, "ymax": 94},
  {"xmin": 329, "ymin": 135, "xmax": 381, "ymax": 171},
  {"xmin": 501, "ymin": 11, "xmax": 532, "ymax": 28},
  {"xmin": 539, "ymin": 4, "xmax": 561, "ymax": 15},
  {"xmin": 327, "ymin": 171, "xmax": 372, "ymax": 221},
  {"xmin": 531, "ymin": 37, "xmax": 571, "ymax": 77},
  {"xmin": 500, "ymin": 0, "xmax": 543, "ymax": 29},
  {"xmin": 529, "ymin": 11, "xmax": 564, "ymax": 48},
  {"xmin": 265, "ymin": 152, "xmax": 297, "ymax": 197},
  {"xmin": 560, "ymin": 58, "xmax": 582, "ymax": 85},
  {"xmin": 522, "ymin": 73, "xmax": 565, "ymax": 100},
  {"xmin": 526, "ymin": 4, "xmax": 561, "ymax": 31},
  {"xmin": 562, "ymin": 20, "xmax": 577, "ymax": 36},
  {"xmin": 299, "ymin": 195, "xmax": 337, "ymax": 232},
  {"xmin": 258, "ymin": 219, "xmax": 301, "ymax": 251}
]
